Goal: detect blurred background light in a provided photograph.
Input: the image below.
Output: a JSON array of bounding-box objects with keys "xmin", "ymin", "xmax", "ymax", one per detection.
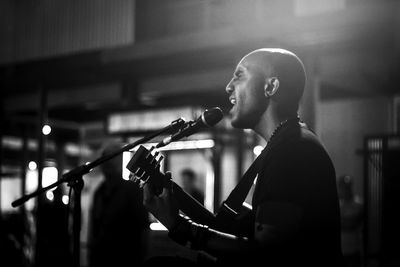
[
  {"xmin": 46, "ymin": 190, "xmax": 54, "ymax": 201},
  {"xmin": 42, "ymin": 167, "xmax": 58, "ymax": 189},
  {"xmin": 253, "ymin": 145, "xmax": 263, "ymax": 156},
  {"xmin": 42, "ymin": 124, "xmax": 52, "ymax": 135},
  {"xmin": 28, "ymin": 161, "xmax": 37, "ymax": 171},
  {"xmin": 62, "ymin": 195, "xmax": 69, "ymax": 205},
  {"xmin": 122, "ymin": 151, "xmax": 132, "ymax": 180},
  {"xmin": 149, "ymin": 222, "xmax": 167, "ymax": 231}
]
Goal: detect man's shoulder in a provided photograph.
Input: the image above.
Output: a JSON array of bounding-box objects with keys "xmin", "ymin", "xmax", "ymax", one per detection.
[
  {"xmin": 258, "ymin": 124, "xmax": 335, "ymax": 179},
  {"xmin": 269, "ymin": 126, "xmax": 326, "ymax": 158}
]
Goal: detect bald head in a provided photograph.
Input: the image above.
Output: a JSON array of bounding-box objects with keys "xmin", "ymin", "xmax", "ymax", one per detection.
[
  {"xmin": 241, "ymin": 48, "xmax": 306, "ymax": 117},
  {"xmin": 226, "ymin": 48, "xmax": 306, "ymax": 130}
]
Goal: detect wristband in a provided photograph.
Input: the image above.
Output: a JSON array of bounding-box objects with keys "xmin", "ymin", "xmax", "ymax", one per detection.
[
  {"xmin": 167, "ymin": 215, "xmax": 191, "ymax": 246},
  {"xmin": 167, "ymin": 214, "xmax": 210, "ymax": 251},
  {"xmin": 190, "ymin": 223, "xmax": 209, "ymax": 250}
]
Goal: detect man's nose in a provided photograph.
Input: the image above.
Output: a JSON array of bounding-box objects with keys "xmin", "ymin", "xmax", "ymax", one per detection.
[{"xmin": 226, "ymin": 79, "xmax": 234, "ymax": 94}]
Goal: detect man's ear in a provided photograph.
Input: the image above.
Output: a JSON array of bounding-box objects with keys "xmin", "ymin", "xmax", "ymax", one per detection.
[{"xmin": 264, "ymin": 77, "xmax": 280, "ymax": 97}]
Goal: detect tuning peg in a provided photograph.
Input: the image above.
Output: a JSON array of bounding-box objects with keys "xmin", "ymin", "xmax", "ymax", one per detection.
[
  {"xmin": 137, "ymin": 175, "xmax": 151, "ymax": 189},
  {"xmin": 143, "ymin": 175, "xmax": 150, "ymax": 184},
  {"xmin": 138, "ymin": 171, "xmax": 146, "ymax": 179},
  {"xmin": 146, "ymin": 146, "xmax": 157, "ymax": 159},
  {"xmin": 134, "ymin": 168, "xmax": 142, "ymax": 176},
  {"xmin": 131, "ymin": 176, "xmax": 140, "ymax": 185},
  {"xmin": 132, "ymin": 169, "xmax": 145, "ymax": 180},
  {"xmin": 128, "ymin": 173, "xmax": 144, "ymax": 187},
  {"xmin": 155, "ymin": 155, "xmax": 163, "ymax": 169},
  {"xmin": 149, "ymin": 151, "xmax": 159, "ymax": 164}
]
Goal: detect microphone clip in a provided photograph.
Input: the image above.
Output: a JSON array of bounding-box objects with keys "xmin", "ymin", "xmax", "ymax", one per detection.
[
  {"xmin": 156, "ymin": 120, "xmax": 192, "ymax": 148},
  {"xmin": 170, "ymin": 117, "xmax": 186, "ymax": 131},
  {"xmin": 156, "ymin": 107, "xmax": 223, "ymax": 148}
]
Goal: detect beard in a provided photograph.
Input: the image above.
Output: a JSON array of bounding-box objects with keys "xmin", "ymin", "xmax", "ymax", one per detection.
[{"xmin": 230, "ymin": 98, "xmax": 268, "ymax": 129}]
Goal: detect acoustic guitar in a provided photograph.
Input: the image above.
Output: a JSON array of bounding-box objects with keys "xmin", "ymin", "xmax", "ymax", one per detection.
[{"xmin": 126, "ymin": 145, "xmax": 252, "ymax": 234}]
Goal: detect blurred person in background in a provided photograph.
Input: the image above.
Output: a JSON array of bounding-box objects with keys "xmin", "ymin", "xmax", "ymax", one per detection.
[
  {"xmin": 88, "ymin": 142, "xmax": 149, "ymax": 267},
  {"xmin": 141, "ymin": 48, "xmax": 344, "ymax": 267},
  {"xmin": 180, "ymin": 168, "xmax": 204, "ymax": 205}
]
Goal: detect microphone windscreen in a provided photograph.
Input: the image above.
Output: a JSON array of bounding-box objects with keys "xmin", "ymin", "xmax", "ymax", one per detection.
[{"xmin": 202, "ymin": 107, "xmax": 224, "ymax": 127}]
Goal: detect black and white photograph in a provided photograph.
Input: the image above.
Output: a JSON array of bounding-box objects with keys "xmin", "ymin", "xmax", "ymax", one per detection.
[{"xmin": 1, "ymin": 1, "xmax": 399, "ymax": 267}]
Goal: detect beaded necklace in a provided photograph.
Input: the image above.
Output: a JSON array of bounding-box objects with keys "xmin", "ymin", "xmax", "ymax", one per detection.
[{"xmin": 266, "ymin": 116, "xmax": 300, "ymax": 148}]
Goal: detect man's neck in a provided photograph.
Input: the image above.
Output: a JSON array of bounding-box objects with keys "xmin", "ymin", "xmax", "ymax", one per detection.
[
  {"xmin": 253, "ymin": 110, "xmax": 297, "ymax": 142},
  {"xmin": 253, "ymin": 112, "xmax": 280, "ymax": 142}
]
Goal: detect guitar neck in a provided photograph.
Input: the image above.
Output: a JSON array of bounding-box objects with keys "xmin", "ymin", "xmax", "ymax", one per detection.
[
  {"xmin": 126, "ymin": 145, "xmax": 216, "ymax": 227},
  {"xmin": 170, "ymin": 181, "xmax": 216, "ymax": 226}
]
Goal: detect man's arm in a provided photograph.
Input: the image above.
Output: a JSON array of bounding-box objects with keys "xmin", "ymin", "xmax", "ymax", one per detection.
[
  {"xmin": 201, "ymin": 201, "xmax": 303, "ymax": 257},
  {"xmin": 143, "ymin": 182, "xmax": 252, "ymax": 256},
  {"xmin": 142, "ymin": 183, "xmax": 302, "ymax": 258}
]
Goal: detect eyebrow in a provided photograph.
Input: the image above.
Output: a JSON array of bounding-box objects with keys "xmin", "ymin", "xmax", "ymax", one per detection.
[
  {"xmin": 234, "ymin": 69, "xmax": 242, "ymax": 75},
  {"xmin": 234, "ymin": 66, "xmax": 246, "ymax": 75}
]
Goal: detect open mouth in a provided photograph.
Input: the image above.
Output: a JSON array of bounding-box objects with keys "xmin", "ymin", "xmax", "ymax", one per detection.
[{"xmin": 229, "ymin": 96, "xmax": 236, "ymax": 105}]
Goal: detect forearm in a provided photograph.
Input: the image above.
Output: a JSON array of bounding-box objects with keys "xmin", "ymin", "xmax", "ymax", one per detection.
[
  {"xmin": 204, "ymin": 227, "xmax": 251, "ymax": 257},
  {"xmin": 168, "ymin": 214, "xmax": 253, "ymax": 258}
]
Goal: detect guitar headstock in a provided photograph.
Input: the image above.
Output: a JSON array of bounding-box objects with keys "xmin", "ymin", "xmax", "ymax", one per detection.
[{"xmin": 126, "ymin": 145, "xmax": 167, "ymax": 193}]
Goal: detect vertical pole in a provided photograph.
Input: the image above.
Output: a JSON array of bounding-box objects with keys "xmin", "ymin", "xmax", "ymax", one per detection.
[
  {"xmin": 363, "ymin": 137, "xmax": 368, "ymax": 267},
  {"xmin": 212, "ymin": 130, "xmax": 222, "ymax": 212},
  {"xmin": 21, "ymin": 125, "xmax": 28, "ymax": 251},
  {"xmin": 56, "ymin": 138, "xmax": 68, "ymax": 231},
  {"xmin": 0, "ymin": 94, "xmax": 3, "ymax": 214},
  {"xmin": 35, "ymin": 86, "xmax": 47, "ymax": 267},
  {"xmin": 21, "ymin": 125, "xmax": 28, "ymax": 204},
  {"xmin": 72, "ymin": 178, "xmax": 84, "ymax": 267}
]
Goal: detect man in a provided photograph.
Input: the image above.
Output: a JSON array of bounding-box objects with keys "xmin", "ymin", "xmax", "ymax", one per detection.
[
  {"xmin": 143, "ymin": 48, "xmax": 343, "ymax": 266},
  {"xmin": 89, "ymin": 142, "xmax": 149, "ymax": 267}
]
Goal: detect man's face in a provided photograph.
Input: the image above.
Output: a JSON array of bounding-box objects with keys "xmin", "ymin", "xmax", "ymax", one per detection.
[{"xmin": 225, "ymin": 56, "xmax": 268, "ymax": 129}]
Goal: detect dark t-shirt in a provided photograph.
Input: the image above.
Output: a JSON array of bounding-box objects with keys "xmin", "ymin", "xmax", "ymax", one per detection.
[{"xmin": 226, "ymin": 122, "xmax": 343, "ymax": 266}]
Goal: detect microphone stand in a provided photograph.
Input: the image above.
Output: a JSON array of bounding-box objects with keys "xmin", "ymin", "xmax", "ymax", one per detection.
[{"xmin": 12, "ymin": 118, "xmax": 185, "ymax": 267}]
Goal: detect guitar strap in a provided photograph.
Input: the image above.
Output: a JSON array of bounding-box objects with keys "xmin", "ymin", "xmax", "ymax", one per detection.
[
  {"xmin": 214, "ymin": 144, "xmax": 269, "ymax": 226},
  {"xmin": 215, "ymin": 119, "xmax": 303, "ymax": 228}
]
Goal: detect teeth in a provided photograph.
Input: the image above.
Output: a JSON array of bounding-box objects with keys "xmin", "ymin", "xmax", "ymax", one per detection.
[{"xmin": 230, "ymin": 98, "xmax": 236, "ymax": 105}]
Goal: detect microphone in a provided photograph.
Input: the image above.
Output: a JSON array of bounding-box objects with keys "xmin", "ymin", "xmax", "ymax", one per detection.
[{"xmin": 156, "ymin": 107, "xmax": 223, "ymax": 148}]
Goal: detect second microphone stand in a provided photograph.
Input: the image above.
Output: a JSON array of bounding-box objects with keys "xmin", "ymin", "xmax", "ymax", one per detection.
[{"xmin": 12, "ymin": 118, "xmax": 185, "ymax": 267}]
